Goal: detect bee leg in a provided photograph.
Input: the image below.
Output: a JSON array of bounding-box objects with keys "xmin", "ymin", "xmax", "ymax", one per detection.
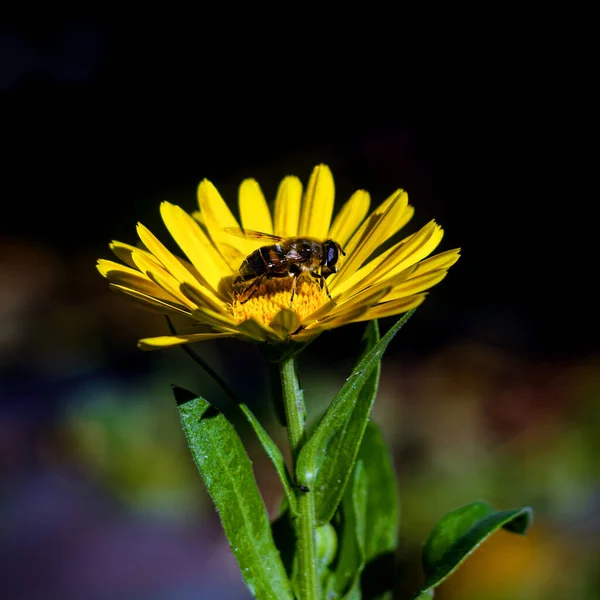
[
  {"xmin": 310, "ymin": 271, "xmax": 323, "ymax": 288},
  {"xmin": 311, "ymin": 272, "xmax": 332, "ymax": 300},
  {"xmin": 289, "ymin": 274, "xmax": 298, "ymax": 308},
  {"xmin": 236, "ymin": 276, "xmax": 264, "ymax": 304},
  {"xmin": 285, "ymin": 264, "xmax": 305, "ymax": 309},
  {"xmin": 244, "ymin": 284, "xmax": 259, "ymax": 303}
]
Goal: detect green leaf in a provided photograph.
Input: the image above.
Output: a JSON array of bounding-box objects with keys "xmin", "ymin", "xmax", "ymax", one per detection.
[
  {"xmin": 414, "ymin": 500, "xmax": 533, "ymax": 598},
  {"xmin": 297, "ymin": 310, "xmax": 416, "ymax": 526},
  {"xmin": 332, "ymin": 460, "xmax": 368, "ymax": 598},
  {"xmin": 238, "ymin": 402, "xmax": 297, "ymax": 516},
  {"xmin": 342, "ymin": 581, "xmax": 362, "ymax": 600},
  {"xmin": 174, "ymin": 386, "xmax": 293, "ymax": 600},
  {"xmin": 358, "ymin": 422, "xmax": 399, "ymax": 600},
  {"xmin": 359, "ymin": 422, "xmax": 399, "ymax": 561}
]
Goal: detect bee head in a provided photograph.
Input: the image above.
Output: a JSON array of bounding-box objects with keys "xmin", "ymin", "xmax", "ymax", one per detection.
[{"xmin": 321, "ymin": 240, "xmax": 345, "ymax": 276}]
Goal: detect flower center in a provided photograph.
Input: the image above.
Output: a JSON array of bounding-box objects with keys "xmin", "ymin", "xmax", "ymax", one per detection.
[{"xmin": 230, "ymin": 276, "xmax": 328, "ymax": 327}]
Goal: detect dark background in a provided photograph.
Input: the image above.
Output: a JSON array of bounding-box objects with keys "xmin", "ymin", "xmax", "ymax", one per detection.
[
  {"xmin": 1, "ymin": 17, "xmax": 597, "ymax": 600},
  {"xmin": 2, "ymin": 19, "xmax": 594, "ymax": 360}
]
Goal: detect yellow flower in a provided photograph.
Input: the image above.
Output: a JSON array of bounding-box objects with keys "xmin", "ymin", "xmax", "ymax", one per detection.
[{"xmin": 97, "ymin": 165, "xmax": 460, "ymax": 349}]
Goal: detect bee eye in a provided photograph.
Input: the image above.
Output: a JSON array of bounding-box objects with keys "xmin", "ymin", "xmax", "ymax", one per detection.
[{"xmin": 326, "ymin": 245, "xmax": 338, "ymax": 267}]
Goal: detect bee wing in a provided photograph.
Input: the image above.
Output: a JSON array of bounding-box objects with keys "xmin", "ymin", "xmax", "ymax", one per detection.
[{"xmin": 224, "ymin": 227, "xmax": 284, "ymax": 242}]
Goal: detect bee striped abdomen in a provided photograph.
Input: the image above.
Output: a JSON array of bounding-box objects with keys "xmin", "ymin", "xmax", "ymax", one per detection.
[{"xmin": 235, "ymin": 244, "xmax": 286, "ymax": 283}]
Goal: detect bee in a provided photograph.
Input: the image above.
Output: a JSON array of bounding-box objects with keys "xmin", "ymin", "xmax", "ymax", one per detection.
[{"xmin": 226, "ymin": 228, "xmax": 346, "ymax": 307}]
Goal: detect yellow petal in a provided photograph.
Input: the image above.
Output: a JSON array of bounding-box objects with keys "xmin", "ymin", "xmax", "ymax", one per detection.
[
  {"xmin": 217, "ymin": 242, "xmax": 248, "ymax": 270},
  {"xmin": 109, "ymin": 284, "xmax": 193, "ymax": 318},
  {"xmin": 348, "ymin": 294, "xmax": 426, "ymax": 323},
  {"xmin": 305, "ymin": 311, "xmax": 368, "ymax": 332},
  {"xmin": 343, "ymin": 189, "xmax": 406, "ymax": 254},
  {"xmin": 237, "ymin": 318, "xmax": 282, "ymax": 342},
  {"xmin": 320, "ymin": 285, "xmax": 392, "ymax": 323},
  {"xmin": 191, "ymin": 210, "xmax": 205, "ymax": 227},
  {"xmin": 110, "ymin": 240, "xmax": 213, "ymax": 295},
  {"xmin": 381, "ymin": 269, "xmax": 449, "ymax": 302},
  {"xmin": 160, "ymin": 202, "xmax": 232, "ymax": 298},
  {"xmin": 289, "ymin": 328, "xmax": 323, "ymax": 343},
  {"xmin": 395, "ymin": 204, "xmax": 415, "ymax": 235},
  {"xmin": 197, "ymin": 179, "xmax": 254, "ymax": 268},
  {"xmin": 328, "ymin": 190, "xmax": 370, "ymax": 247},
  {"xmin": 274, "ymin": 175, "xmax": 302, "ymax": 237},
  {"xmin": 137, "ymin": 223, "xmax": 195, "ymax": 283},
  {"xmin": 410, "ymin": 248, "xmax": 461, "ymax": 276},
  {"xmin": 110, "ymin": 241, "xmax": 155, "ymax": 269},
  {"xmin": 330, "ymin": 190, "xmax": 409, "ymax": 290},
  {"xmin": 332, "ymin": 221, "xmax": 443, "ymax": 299},
  {"xmin": 303, "ymin": 304, "xmax": 370, "ymax": 332},
  {"xmin": 98, "ymin": 259, "xmax": 178, "ymax": 303},
  {"xmin": 239, "ymin": 179, "xmax": 274, "ymax": 235},
  {"xmin": 299, "ymin": 297, "xmax": 337, "ymax": 325},
  {"xmin": 270, "ymin": 309, "xmax": 301, "ymax": 337},
  {"xmin": 331, "ymin": 264, "xmax": 417, "ymax": 308},
  {"xmin": 303, "ymin": 286, "xmax": 391, "ymax": 330},
  {"xmin": 130, "ymin": 249, "xmax": 204, "ymax": 312},
  {"xmin": 334, "ymin": 242, "xmax": 453, "ymax": 309},
  {"xmin": 136, "ymin": 222, "xmax": 229, "ymax": 310},
  {"xmin": 138, "ymin": 332, "xmax": 233, "ymax": 350},
  {"xmin": 298, "ymin": 164, "xmax": 335, "ymax": 239},
  {"xmin": 376, "ymin": 222, "xmax": 444, "ymax": 282},
  {"xmin": 178, "ymin": 283, "xmax": 234, "ymax": 322},
  {"xmin": 213, "ymin": 236, "xmax": 255, "ymax": 269},
  {"xmin": 188, "ymin": 307, "xmax": 239, "ymax": 332},
  {"xmin": 197, "ymin": 179, "xmax": 239, "ymax": 230}
]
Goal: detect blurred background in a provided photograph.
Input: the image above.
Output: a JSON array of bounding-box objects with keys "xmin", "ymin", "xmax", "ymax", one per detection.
[{"xmin": 1, "ymin": 16, "xmax": 597, "ymax": 600}]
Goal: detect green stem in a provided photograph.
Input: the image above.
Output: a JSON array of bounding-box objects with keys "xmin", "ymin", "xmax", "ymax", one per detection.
[{"xmin": 279, "ymin": 356, "xmax": 319, "ymax": 600}]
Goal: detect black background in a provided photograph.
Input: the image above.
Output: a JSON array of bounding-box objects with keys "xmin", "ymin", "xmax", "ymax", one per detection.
[
  {"xmin": 1, "ymin": 15, "xmax": 597, "ymax": 600},
  {"xmin": 1, "ymin": 17, "xmax": 594, "ymax": 358}
]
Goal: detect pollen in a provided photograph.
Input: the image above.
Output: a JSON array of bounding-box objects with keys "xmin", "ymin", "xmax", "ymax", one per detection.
[{"xmin": 230, "ymin": 277, "xmax": 329, "ymax": 326}]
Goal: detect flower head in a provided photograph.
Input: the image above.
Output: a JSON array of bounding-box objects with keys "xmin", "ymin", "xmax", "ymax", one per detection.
[{"xmin": 97, "ymin": 165, "xmax": 459, "ymax": 349}]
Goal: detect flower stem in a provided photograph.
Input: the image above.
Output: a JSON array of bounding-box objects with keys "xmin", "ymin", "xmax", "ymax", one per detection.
[{"xmin": 279, "ymin": 356, "xmax": 319, "ymax": 600}]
